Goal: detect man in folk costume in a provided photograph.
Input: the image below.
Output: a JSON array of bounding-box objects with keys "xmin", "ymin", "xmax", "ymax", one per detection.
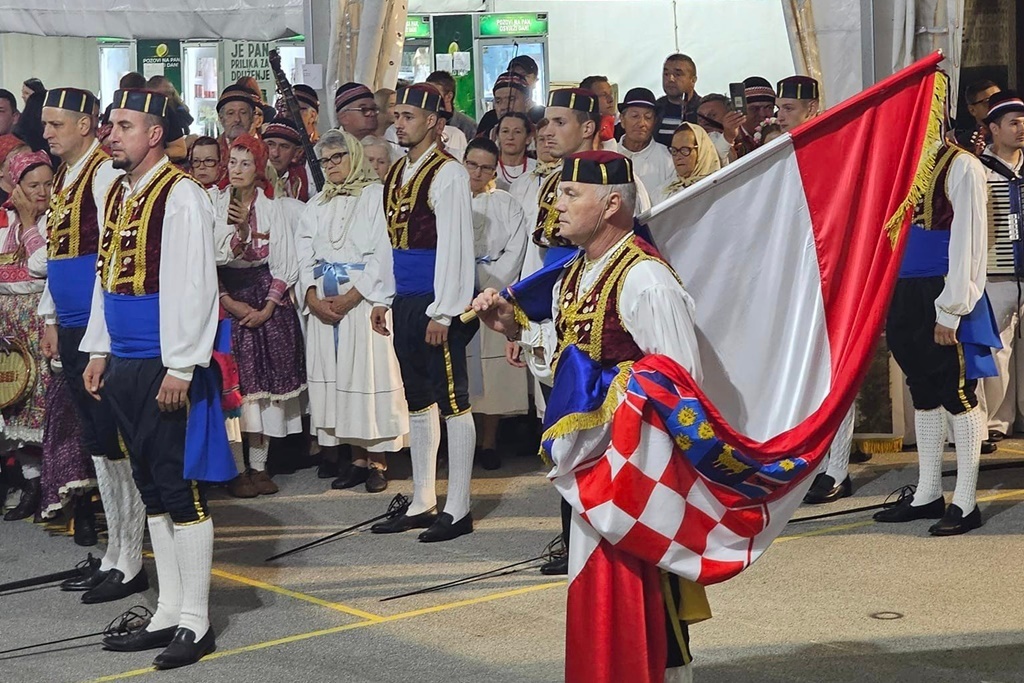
[
  {"xmin": 462, "ymin": 137, "xmax": 530, "ymax": 470},
  {"xmin": 212, "ymin": 134, "xmax": 306, "ymax": 495},
  {"xmin": 216, "ymin": 84, "xmax": 257, "ymax": 173},
  {"xmin": 265, "ymin": 117, "xmax": 312, "ymax": 203},
  {"xmin": 368, "ymin": 84, "xmax": 479, "ymax": 542},
  {"xmin": 38, "ymin": 87, "xmax": 149, "ymax": 603},
  {"xmin": 874, "ymin": 104, "xmax": 1000, "ymax": 535},
  {"xmin": 293, "ymin": 84, "xmax": 321, "ymax": 144},
  {"xmin": 296, "ymin": 128, "xmax": 408, "ymax": 493},
  {"xmin": 976, "ymin": 92, "xmax": 1024, "ymax": 442},
  {"xmin": 472, "ymin": 150, "xmax": 709, "ymax": 683},
  {"xmin": 81, "ymin": 89, "xmax": 231, "ymax": 667},
  {"xmin": 775, "ymin": 75, "xmax": 820, "ymax": 133}
]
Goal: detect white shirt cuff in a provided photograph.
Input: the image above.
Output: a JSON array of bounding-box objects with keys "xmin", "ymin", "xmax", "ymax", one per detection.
[
  {"xmin": 935, "ymin": 307, "xmax": 961, "ymax": 331},
  {"xmin": 167, "ymin": 366, "xmax": 195, "ymax": 382}
]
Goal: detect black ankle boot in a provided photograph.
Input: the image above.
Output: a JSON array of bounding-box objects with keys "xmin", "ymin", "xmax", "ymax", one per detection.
[
  {"xmin": 73, "ymin": 495, "xmax": 98, "ymax": 546},
  {"xmin": 4, "ymin": 477, "xmax": 40, "ymax": 521}
]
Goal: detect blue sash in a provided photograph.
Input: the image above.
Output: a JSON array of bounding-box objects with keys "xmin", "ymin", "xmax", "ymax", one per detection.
[
  {"xmin": 393, "ymin": 248, "xmax": 436, "ymax": 297},
  {"xmin": 542, "ymin": 245, "xmax": 579, "ymax": 268},
  {"xmin": 313, "ymin": 260, "xmax": 366, "ymax": 350},
  {"xmin": 104, "ymin": 292, "xmax": 235, "ymax": 482},
  {"xmin": 48, "ymin": 254, "xmax": 97, "ymax": 328},
  {"xmin": 897, "ymin": 225, "xmax": 1002, "ymax": 379}
]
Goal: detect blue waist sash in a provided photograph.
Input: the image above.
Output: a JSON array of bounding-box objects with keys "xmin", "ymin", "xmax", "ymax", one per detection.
[
  {"xmin": 897, "ymin": 226, "xmax": 1002, "ymax": 379},
  {"xmin": 899, "ymin": 225, "xmax": 949, "ymax": 278},
  {"xmin": 393, "ymin": 248, "xmax": 435, "ymax": 297},
  {"xmin": 313, "ymin": 260, "xmax": 366, "ymax": 350},
  {"xmin": 543, "ymin": 245, "xmax": 579, "ymax": 268},
  {"xmin": 48, "ymin": 254, "xmax": 97, "ymax": 328},
  {"xmin": 104, "ymin": 292, "xmax": 161, "ymax": 359},
  {"xmin": 104, "ymin": 291, "xmax": 234, "ymax": 482}
]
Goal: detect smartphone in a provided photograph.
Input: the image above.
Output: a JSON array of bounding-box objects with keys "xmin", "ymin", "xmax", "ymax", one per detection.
[{"xmin": 728, "ymin": 82, "xmax": 747, "ymax": 113}]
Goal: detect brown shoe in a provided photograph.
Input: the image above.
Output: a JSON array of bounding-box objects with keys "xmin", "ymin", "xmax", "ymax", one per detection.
[
  {"xmin": 226, "ymin": 472, "xmax": 258, "ymax": 498},
  {"xmin": 249, "ymin": 470, "xmax": 279, "ymax": 495}
]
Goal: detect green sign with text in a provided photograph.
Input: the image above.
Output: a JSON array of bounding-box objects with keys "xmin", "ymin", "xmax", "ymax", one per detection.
[
  {"xmin": 406, "ymin": 15, "xmax": 431, "ymax": 39},
  {"xmin": 136, "ymin": 40, "xmax": 182, "ymax": 94},
  {"xmin": 478, "ymin": 13, "xmax": 548, "ymax": 38}
]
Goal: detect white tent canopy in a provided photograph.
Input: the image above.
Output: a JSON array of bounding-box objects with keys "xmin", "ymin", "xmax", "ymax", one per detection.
[{"xmin": 0, "ymin": 0, "xmax": 305, "ymax": 40}]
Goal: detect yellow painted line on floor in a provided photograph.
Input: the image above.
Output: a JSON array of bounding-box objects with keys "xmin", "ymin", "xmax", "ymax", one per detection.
[
  {"xmin": 82, "ymin": 581, "xmax": 566, "ymax": 682},
  {"xmin": 210, "ymin": 567, "xmax": 385, "ymax": 623}
]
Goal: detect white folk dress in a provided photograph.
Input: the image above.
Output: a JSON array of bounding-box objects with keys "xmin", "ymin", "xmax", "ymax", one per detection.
[{"xmin": 297, "ymin": 184, "xmax": 409, "ymax": 451}]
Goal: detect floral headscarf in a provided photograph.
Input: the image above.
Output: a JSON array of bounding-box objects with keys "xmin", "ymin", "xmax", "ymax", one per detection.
[
  {"xmin": 6, "ymin": 149, "xmax": 52, "ymax": 188},
  {"xmin": 317, "ymin": 129, "xmax": 380, "ymax": 204},
  {"xmin": 664, "ymin": 123, "xmax": 722, "ymax": 196}
]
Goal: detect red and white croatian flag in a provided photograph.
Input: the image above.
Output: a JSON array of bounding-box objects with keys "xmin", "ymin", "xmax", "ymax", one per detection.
[{"xmin": 549, "ymin": 53, "xmax": 947, "ymax": 683}]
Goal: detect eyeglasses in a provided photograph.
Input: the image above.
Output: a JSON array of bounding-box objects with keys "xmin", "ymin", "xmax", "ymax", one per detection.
[
  {"xmin": 463, "ymin": 160, "xmax": 496, "ymax": 174},
  {"xmin": 969, "ymin": 96, "xmax": 992, "ymax": 107},
  {"xmin": 317, "ymin": 151, "xmax": 349, "ymax": 167},
  {"xmin": 338, "ymin": 106, "xmax": 380, "ymax": 117},
  {"xmin": 190, "ymin": 158, "xmax": 219, "ymax": 168},
  {"xmin": 668, "ymin": 146, "xmax": 697, "ymax": 157}
]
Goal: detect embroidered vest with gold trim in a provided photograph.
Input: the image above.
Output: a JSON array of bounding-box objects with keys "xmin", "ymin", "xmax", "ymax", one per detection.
[
  {"xmin": 97, "ymin": 164, "xmax": 192, "ymax": 296},
  {"xmin": 384, "ymin": 149, "xmax": 452, "ymax": 250},
  {"xmin": 911, "ymin": 144, "xmax": 962, "ymax": 232},
  {"xmin": 532, "ymin": 167, "xmax": 573, "ymax": 249},
  {"xmin": 47, "ymin": 145, "xmax": 110, "ymax": 260},
  {"xmin": 554, "ymin": 235, "xmax": 670, "ymax": 368}
]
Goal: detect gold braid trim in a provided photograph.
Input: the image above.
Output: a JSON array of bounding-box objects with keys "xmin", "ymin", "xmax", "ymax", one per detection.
[
  {"xmin": 852, "ymin": 435, "xmax": 904, "ymax": 454},
  {"xmin": 883, "ymin": 72, "xmax": 947, "ymax": 247},
  {"xmin": 539, "ymin": 361, "xmax": 633, "ymax": 467}
]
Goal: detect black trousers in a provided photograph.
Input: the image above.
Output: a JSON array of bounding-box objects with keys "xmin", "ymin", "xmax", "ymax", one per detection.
[
  {"xmin": 392, "ymin": 294, "xmax": 479, "ymax": 416},
  {"xmin": 58, "ymin": 325, "xmax": 127, "ymax": 460},
  {"xmin": 887, "ymin": 277, "xmax": 977, "ymax": 415},
  {"xmin": 102, "ymin": 356, "xmax": 209, "ymax": 524}
]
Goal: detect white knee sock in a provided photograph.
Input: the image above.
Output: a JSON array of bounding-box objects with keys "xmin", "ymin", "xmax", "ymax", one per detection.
[
  {"xmin": 248, "ymin": 436, "xmax": 269, "ymax": 473},
  {"xmin": 913, "ymin": 408, "xmax": 946, "ymax": 506},
  {"xmin": 824, "ymin": 405, "xmax": 857, "ymax": 482},
  {"xmin": 407, "ymin": 405, "xmax": 441, "ymax": 516},
  {"xmin": 173, "ymin": 518, "xmax": 214, "ymax": 639},
  {"xmin": 442, "ymin": 411, "xmax": 476, "ymax": 521},
  {"xmin": 92, "ymin": 457, "xmax": 120, "ymax": 572},
  {"xmin": 19, "ymin": 451, "xmax": 41, "ymax": 480},
  {"xmin": 951, "ymin": 406, "xmax": 984, "ymax": 512},
  {"xmin": 146, "ymin": 514, "xmax": 181, "ymax": 632},
  {"xmin": 110, "ymin": 458, "xmax": 145, "ymax": 582},
  {"xmin": 230, "ymin": 441, "xmax": 245, "ymax": 475}
]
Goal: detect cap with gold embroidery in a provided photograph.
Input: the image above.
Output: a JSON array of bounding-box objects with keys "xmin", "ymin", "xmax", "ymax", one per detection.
[
  {"xmin": 43, "ymin": 87, "xmax": 98, "ymax": 115},
  {"xmin": 396, "ymin": 83, "xmax": 443, "ymax": 113},
  {"xmin": 547, "ymin": 88, "xmax": 597, "ymax": 113},
  {"xmin": 111, "ymin": 88, "xmax": 170, "ymax": 117},
  {"xmin": 560, "ymin": 150, "xmax": 634, "ymax": 185},
  {"xmin": 776, "ymin": 76, "xmax": 819, "ymax": 101}
]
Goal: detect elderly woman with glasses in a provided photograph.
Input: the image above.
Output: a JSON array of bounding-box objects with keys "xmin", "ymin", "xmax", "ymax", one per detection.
[
  {"xmin": 211, "ymin": 133, "xmax": 306, "ymax": 497},
  {"xmin": 295, "ymin": 128, "xmax": 408, "ymax": 493},
  {"xmin": 654, "ymin": 122, "xmax": 722, "ymax": 205}
]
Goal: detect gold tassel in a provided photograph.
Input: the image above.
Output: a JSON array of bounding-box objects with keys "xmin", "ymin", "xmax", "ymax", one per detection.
[
  {"xmin": 882, "ymin": 72, "xmax": 947, "ymax": 248},
  {"xmin": 852, "ymin": 435, "xmax": 904, "ymax": 454}
]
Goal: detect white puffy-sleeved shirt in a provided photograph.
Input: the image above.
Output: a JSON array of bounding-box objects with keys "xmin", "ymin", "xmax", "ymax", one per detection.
[
  {"xmin": 80, "ymin": 156, "xmax": 219, "ymax": 382},
  {"xmin": 0, "ymin": 210, "xmax": 47, "ymax": 295},
  {"xmin": 211, "ymin": 186, "xmax": 299, "ymax": 306},
  {"xmin": 616, "ymin": 137, "xmax": 677, "ymax": 208},
  {"xmin": 395, "ymin": 143, "xmax": 475, "ymax": 327},
  {"xmin": 519, "ymin": 232, "xmax": 702, "ymax": 385},
  {"xmin": 934, "ymin": 150, "xmax": 989, "ymax": 331},
  {"xmin": 472, "ymin": 187, "xmax": 529, "ymax": 293},
  {"xmin": 37, "ymin": 140, "xmax": 121, "ymax": 323}
]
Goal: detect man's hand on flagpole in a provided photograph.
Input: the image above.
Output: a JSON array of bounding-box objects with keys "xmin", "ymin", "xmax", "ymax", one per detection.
[
  {"xmin": 934, "ymin": 323, "xmax": 958, "ymax": 346},
  {"xmin": 471, "ymin": 288, "xmax": 519, "ymax": 340}
]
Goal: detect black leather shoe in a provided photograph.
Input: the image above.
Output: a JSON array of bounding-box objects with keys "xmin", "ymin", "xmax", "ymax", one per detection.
[
  {"xmin": 802, "ymin": 474, "xmax": 852, "ymax": 505},
  {"xmin": 317, "ymin": 459, "xmax": 340, "ymax": 479},
  {"xmin": 3, "ymin": 477, "xmax": 40, "ymax": 521},
  {"xmin": 365, "ymin": 467, "xmax": 388, "ymax": 493},
  {"xmin": 60, "ymin": 555, "xmax": 105, "ymax": 591},
  {"xmin": 102, "ymin": 625, "xmax": 177, "ymax": 652},
  {"xmin": 539, "ymin": 555, "xmax": 569, "ymax": 576},
  {"xmin": 82, "ymin": 568, "xmax": 149, "ymax": 604},
  {"xmin": 479, "ymin": 448, "xmax": 501, "ymax": 471},
  {"xmin": 418, "ymin": 512, "xmax": 473, "ymax": 542},
  {"xmin": 928, "ymin": 503, "xmax": 982, "ymax": 536},
  {"xmin": 981, "ymin": 440, "xmax": 998, "ymax": 455},
  {"xmin": 73, "ymin": 496, "xmax": 98, "ymax": 547},
  {"xmin": 370, "ymin": 508, "xmax": 437, "ymax": 534},
  {"xmin": 153, "ymin": 627, "xmax": 216, "ymax": 669},
  {"xmin": 988, "ymin": 430, "xmax": 1006, "ymax": 443},
  {"xmin": 332, "ymin": 465, "xmax": 368, "ymax": 490},
  {"xmin": 873, "ymin": 496, "xmax": 945, "ymax": 523}
]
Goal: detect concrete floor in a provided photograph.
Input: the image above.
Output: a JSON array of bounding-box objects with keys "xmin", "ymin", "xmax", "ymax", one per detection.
[{"xmin": 2, "ymin": 439, "xmax": 1024, "ymax": 683}]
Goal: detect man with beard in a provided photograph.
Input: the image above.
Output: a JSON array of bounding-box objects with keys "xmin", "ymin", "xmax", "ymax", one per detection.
[{"xmin": 215, "ymin": 84, "xmax": 257, "ymax": 172}]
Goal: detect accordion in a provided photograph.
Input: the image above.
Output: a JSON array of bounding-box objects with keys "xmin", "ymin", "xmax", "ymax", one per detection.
[{"xmin": 984, "ymin": 160, "xmax": 1024, "ymax": 277}]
